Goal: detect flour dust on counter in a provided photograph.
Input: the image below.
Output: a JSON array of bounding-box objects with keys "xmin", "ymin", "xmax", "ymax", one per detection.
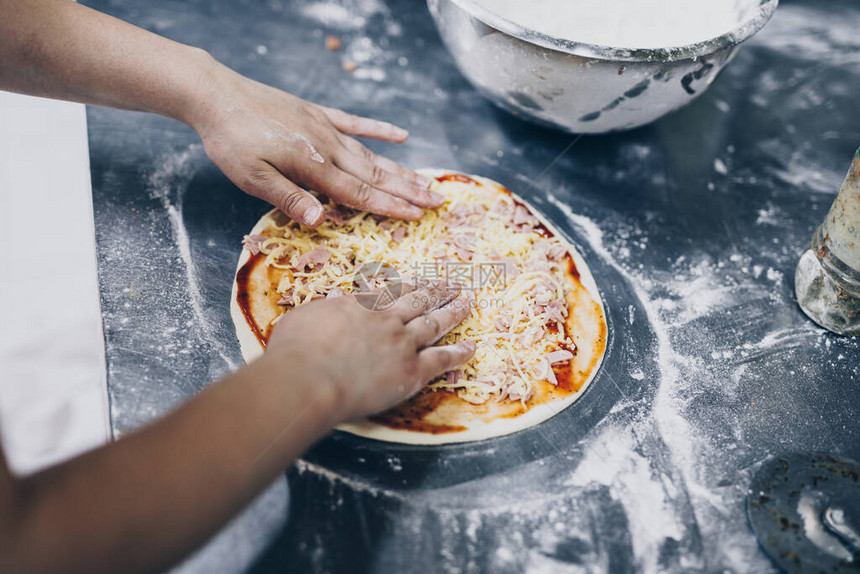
[
  {"xmin": 301, "ymin": 0, "xmax": 390, "ymax": 31},
  {"xmin": 86, "ymin": 0, "xmax": 860, "ymax": 571},
  {"xmin": 280, "ymin": 177, "xmax": 848, "ymax": 572},
  {"xmin": 300, "ymin": 0, "xmax": 403, "ymax": 82},
  {"xmin": 146, "ymin": 144, "xmax": 239, "ymax": 372},
  {"xmin": 97, "ymin": 140, "xmax": 243, "ymax": 436}
]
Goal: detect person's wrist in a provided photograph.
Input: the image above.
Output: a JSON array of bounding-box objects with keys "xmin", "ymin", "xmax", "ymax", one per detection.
[
  {"xmin": 173, "ymin": 47, "xmax": 231, "ymax": 134},
  {"xmin": 257, "ymin": 346, "xmax": 347, "ymax": 431}
]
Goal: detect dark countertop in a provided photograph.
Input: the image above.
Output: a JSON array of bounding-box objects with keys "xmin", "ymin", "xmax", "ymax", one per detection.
[{"xmin": 86, "ymin": 0, "xmax": 860, "ymax": 571}]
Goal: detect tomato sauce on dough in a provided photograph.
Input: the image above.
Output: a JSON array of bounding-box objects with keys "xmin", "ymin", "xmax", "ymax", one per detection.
[{"xmin": 235, "ymin": 174, "xmax": 606, "ymax": 435}]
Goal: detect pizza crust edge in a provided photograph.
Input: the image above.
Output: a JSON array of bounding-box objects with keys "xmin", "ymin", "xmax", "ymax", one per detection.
[{"xmin": 229, "ymin": 168, "xmax": 608, "ymax": 445}]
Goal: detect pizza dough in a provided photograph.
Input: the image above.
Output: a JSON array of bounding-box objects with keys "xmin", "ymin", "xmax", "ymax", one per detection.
[{"xmin": 230, "ymin": 169, "xmax": 607, "ymax": 444}]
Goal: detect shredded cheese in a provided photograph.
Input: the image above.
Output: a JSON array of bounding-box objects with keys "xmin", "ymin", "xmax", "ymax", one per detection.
[{"xmin": 250, "ymin": 176, "xmax": 575, "ymax": 404}]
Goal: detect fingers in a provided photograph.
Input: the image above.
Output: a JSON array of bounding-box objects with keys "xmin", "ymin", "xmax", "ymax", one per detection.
[
  {"xmin": 416, "ymin": 341, "xmax": 477, "ymax": 382},
  {"xmin": 247, "ymin": 163, "xmax": 324, "ymax": 226},
  {"xmin": 392, "ymin": 281, "xmax": 460, "ymax": 322},
  {"xmin": 337, "ymin": 135, "xmax": 434, "ymax": 190},
  {"xmin": 373, "ymin": 153, "xmax": 435, "ymax": 191},
  {"xmin": 406, "ymin": 296, "xmax": 472, "ymax": 348},
  {"xmin": 395, "ymin": 276, "xmax": 421, "ymax": 297},
  {"xmin": 318, "ymin": 106, "xmax": 409, "ymax": 143},
  {"xmin": 334, "ymin": 148, "xmax": 442, "ymax": 209},
  {"xmin": 320, "ymin": 168, "xmax": 425, "ymax": 220},
  {"xmin": 254, "ymin": 104, "xmax": 440, "ymax": 222}
]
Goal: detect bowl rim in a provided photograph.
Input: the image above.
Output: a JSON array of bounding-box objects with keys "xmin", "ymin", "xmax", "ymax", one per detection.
[{"xmin": 442, "ymin": 0, "xmax": 779, "ymax": 62}]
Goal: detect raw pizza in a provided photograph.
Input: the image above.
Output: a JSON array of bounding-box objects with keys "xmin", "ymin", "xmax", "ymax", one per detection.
[{"xmin": 230, "ymin": 169, "xmax": 607, "ymax": 444}]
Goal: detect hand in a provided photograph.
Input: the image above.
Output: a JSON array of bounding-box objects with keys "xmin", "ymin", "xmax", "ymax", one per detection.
[
  {"xmin": 189, "ymin": 61, "xmax": 443, "ymax": 226},
  {"xmin": 265, "ymin": 281, "xmax": 476, "ymax": 422}
]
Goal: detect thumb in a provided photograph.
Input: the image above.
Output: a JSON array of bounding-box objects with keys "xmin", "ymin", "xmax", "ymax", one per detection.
[{"xmin": 249, "ymin": 165, "xmax": 324, "ymax": 227}]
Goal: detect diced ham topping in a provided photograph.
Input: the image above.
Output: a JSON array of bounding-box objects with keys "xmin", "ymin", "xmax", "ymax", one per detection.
[
  {"xmin": 446, "ymin": 371, "xmax": 461, "ymax": 385},
  {"xmin": 392, "ymin": 227, "xmax": 407, "ymax": 242},
  {"xmin": 488, "ymin": 201, "xmax": 510, "ymax": 219},
  {"xmin": 453, "ymin": 233, "xmax": 476, "ymax": 252},
  {"xmin": 270, "ymin": 210, "xmax": 291, "ymax": 226},
  {"xmin": 494, "ymin": 313, "xmax": 512, "ymax": 332},
  {"xmin": 242, "ymin": 234, "xmax": 266, "ymax": 255},
  {"xmin": 501, "ymin": 384, "xmax": 533, "ymax": 402},
  {"xmin": 452, "ymin": 204, "xmax": 469, "ymax": 217},
  {"xmin": 504, "ymin": 257, "xmax": 520, "ymax": 280},
  {"xmin": 517, "ymin": 327, "xmax": 543, "ymax": 346},
  {"xmin": 455, "ymin": 246, "xmax": 473, "ymax": 262},
  {"xmin": 325, "ymin": 208, "xmax": 350, "ymax": 224},
  {"xmin": 512, "ymin": 205, "xmax": 539, "ymax": 228},
  {"xmin": 525, "ymin": 258, "xmax": 550, "ymax": 274},
  {"xmin": 546, "ymin": 299, "xmax": 567, "ymax": 324},
  {"xmin": 448, "ymin": 204, "xmax": 470, "ymax": 222},
  {"xmin": 545, "ymin": 349, "xmax": 574, "ymax": 364},
  {"xmin": 533, "ymin": 286, "xmax": 553, "ymax": 306},
  {"xmin": 296, "ymin": 247, "xmax": 331, "ymax": 269},
  {"xmin": 277, "ymin": 288, "xmax": 295, "ymax": 306},
  {"xmin": 544, "ymin": 359, "xmax": 558, "ymax": 385},
  {"xmin": 547, "ymin": 245, "xmax": 567, "ymax": 261}
]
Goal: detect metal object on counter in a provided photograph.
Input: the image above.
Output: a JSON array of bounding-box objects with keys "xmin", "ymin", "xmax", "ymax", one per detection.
[
  {"xmin": 795, "ymin": 148, "xmax": 860, "ymax": 336},
  {"xmin": 426, "ymin": 0, "xmax": 778, "ymax": 133},
  {"xmin": 747, "ymin": 453, "xmax": 860, "ymax": 573}
]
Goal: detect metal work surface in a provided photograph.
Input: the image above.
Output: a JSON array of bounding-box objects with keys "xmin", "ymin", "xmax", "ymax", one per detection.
[{"xmin": 87, "ymin": 0, "xmax": 860, "ymax": 571}]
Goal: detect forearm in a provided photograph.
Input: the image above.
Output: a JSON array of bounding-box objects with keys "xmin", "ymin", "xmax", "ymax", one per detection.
[
  {"xmin": 0, "ymin": 352, "xmax": 338, "ymax": 574},
  {"xmin": 0, "ymin": 0, "xmax": 214, "ymax": 124}
]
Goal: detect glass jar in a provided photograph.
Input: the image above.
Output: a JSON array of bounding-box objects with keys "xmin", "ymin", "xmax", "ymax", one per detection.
[{"xmin": 795, "ymin": 148, "xmax": 860, "ymax": 335}]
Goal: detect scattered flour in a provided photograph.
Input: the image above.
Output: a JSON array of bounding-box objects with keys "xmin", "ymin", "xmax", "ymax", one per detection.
[
  {"xmin": 545, "ymin": 196, "xmax": 787, "ymax": 573},
  {"xmin": 146, "ymin": 145, "xmax": 238, "ymax": 371},
  {"xmin": 353, "ymin": 67, "xmax": 387, "ymax": 82},
  {"xmin": 565, "ymin": 427, "xmax": 685, "ymax": 573},
  {"xmin": 105, "ymin": 2, "xmax": 857, "ymax": 570},
  {"xmin": 755, "ymin": 202, "xmax": 780, "ymax": 225},
  {"xmin": 300, "ymin": 0, "xmax": 387, "ymax": 31},
  {"xmin": 270, "ymin": 158, "xmax": 855, "ymax": 572},
  {"xmin": 747, "ymin": 5, "xmax": 860, "ymax": 196},
  {"xmin": 289, "ymin": 192, "xmax": 793, "ymax": 572},
  {"xmin": 301, "ymin": 1, "xmax": 400, "ymax": 82}
]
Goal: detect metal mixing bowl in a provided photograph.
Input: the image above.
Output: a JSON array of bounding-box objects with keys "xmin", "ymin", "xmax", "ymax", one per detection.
[{"xmin": 427, "ymin": 0, "xmax": 778, "ymax": 133}]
